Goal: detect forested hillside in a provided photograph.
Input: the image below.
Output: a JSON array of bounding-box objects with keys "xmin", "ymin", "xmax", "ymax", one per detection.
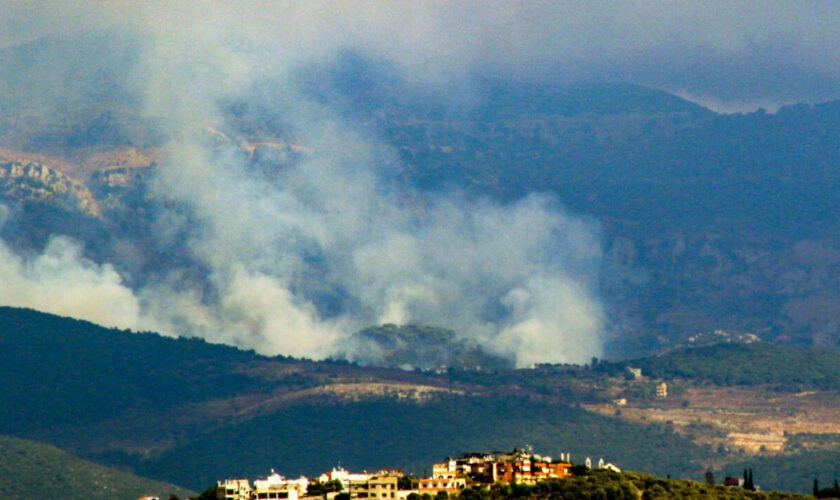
[
  {"xmin": 0, "ymin": 307, "xmax": 710, "ymax": 489},
  {"xmin": 4, "ymin": 307, "xmax": 840, "ymax": 492},
  {"xmin": 0, "ymin": 435, "xmax": 191, "ymax": 499},
  {"xmin": 630, "ymin": 343, "xmax": 840, "ymax": 390}
]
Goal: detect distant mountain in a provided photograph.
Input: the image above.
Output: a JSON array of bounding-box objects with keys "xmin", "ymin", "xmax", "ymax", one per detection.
[
  {"xmin": 4, "ymin": 35, "xmax": 840, "ymax": 358},
  {"xmin": 0, "ymin": 435, "xmax": 191, "ymax": 500},
  {"xmin": 354, "ymin": 84, "xmax": 840, "ymax": 353}
]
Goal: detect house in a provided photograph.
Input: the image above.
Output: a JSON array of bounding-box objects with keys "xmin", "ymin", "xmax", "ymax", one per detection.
[
  {"xmin": 252, "ymin": 470, "xmax": 309, "ymax": 500},
  {"xmin": 432, "ymin": 449, "xmax": 571, "ymax": 486},
  {"xmin": 346, "ymin": 473, "xmax": 399, "ymax": 500},
  {"xmin": 319, "ymin": 467, "xmax": 372, "ymax": 485},
  {"xmin": 418, "ymin": 476, "xmax": 467, "ymax": 494},
  {"xmin": 216, "ymin": 479, "xmax": 252, "ymax": 500},
  {"xmin": 724, "ymin": 477, "xmax": 745, "ymax": 487},
  {"xmin": 656, "ymin": 382, "xmax": 668, "ymax": 399}
]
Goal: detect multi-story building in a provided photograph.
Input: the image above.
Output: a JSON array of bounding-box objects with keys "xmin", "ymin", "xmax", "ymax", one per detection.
[
  {"xmin": 213, "ymin": 448, "xmax": 587, "ymax": 500},
  {"xmin": 432, "ymin": 449, "xmax": 571, "ymax": 486},
  {"xmin": 418, "ymin": 476, "xmax": 467, "ymax": 494},
  {"xmin": 318, "ymin": 467, "xmax": 372, "ymax": 486},
  {"xmin": 347, "ymin": 473, "xmax": 399, "ymax": 500},
  {"xmin": 216, "ymin": 479, "xmax": 252, "ymax": 500},
  {"xmin": 252, "ymin": 470, "xmax": 309, "ymax": 500}
]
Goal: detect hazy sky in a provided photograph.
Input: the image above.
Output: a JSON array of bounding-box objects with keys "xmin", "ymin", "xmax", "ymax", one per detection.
[{"xmin": 2, "ymin": 1, "xmax": 840, "ymax": 111}]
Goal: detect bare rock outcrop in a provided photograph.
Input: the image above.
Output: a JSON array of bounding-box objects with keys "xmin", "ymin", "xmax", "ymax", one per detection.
[{"xmin": 0, "ymin": 161, "xmax": 100, "ymax": 217}]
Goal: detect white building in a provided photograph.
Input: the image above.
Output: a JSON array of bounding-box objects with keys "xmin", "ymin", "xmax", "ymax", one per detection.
[
  {"xmin": 253, "ymin": 470, "xmax": 309, "ymax": 500},
  {"xmin": 318, "ymin": 467, "xmax": 371, "ymax": 487}
]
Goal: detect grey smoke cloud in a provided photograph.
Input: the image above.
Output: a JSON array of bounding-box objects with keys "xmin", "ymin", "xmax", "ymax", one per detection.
[
  {"xmin": 133, "ymin": 80, "xmax": 605, "ymax": 364},
  {"xmin": 0, "ymin": 235, "xmax": 142, "ymax": 329},
  {"xmin": 123, "ymin": 5, "xmax": 609, "ymax": 366},
  {"xmin": 2, "ymin": 1, "xmax": 837, "ymax": 365}
]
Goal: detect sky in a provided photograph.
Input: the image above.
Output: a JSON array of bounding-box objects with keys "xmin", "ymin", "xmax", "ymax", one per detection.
[{"xmin": 2, "ymin": 1, "xmax": 840, "ymax": 111}]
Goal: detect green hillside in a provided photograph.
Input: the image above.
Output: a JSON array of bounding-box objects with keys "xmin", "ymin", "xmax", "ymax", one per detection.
[
  {"xmin": 0, "ymin": 435, "xmax": 191, "ymax": 500},
  {"xmin": 719, "ymin": 450, "xmax": 840, "ymax": 495},
  {"xmin": 6, "ymin": 306, "xmax": 840, "ymax": 493},
  {"xmin": 456, "ymin": 470, "xmax": 809, "ymax": 500},
  {"xmin": 630, "ymin": 343, "xmax": 840, "ymax": 390},
  {"xmin": 0, "ymin": 307, "xmax": 713, "ymax": 489},
  {"xmin": 0, "ymin": 306, "xmax": 268, "ymax": 432},
  {"xmin": 135, "ymin": 395, "xmax": 709, "ymax": 489}
]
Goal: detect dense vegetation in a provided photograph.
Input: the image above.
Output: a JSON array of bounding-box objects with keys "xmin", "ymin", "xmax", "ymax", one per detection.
[
  {"xmin": 629, "ymin": 343, "xmax": 840, "ymax": 390},
  {"xmin": 135, "ymin": 395, "xmax": 710, "ymax": 489},
  {"xmin": 0, "ymin": 435, "xmax": 191, "ymax": 499},
  {"xmin": 451, "ymin": 470, "xmax": 809, "ymax": 499},
  {"xmin": 6, "ymin": 306, "xmax": 840, "ymax": 494},
  {"xmin": 0, "ymin": 307, "xmax": 711, "ymax": 490},
  {"xmin": 720, "ymin": 450, "xmax": 840, "ymax": 494},
  {"xmin": 0, "ymin": 306, "xmax": 268, "ymax": 431}
]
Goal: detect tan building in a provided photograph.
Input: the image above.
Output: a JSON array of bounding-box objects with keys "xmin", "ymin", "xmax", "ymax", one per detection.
[
  {"xmin": 418, "ymin": 476, "xmax": 467, "ymax": 494},
  {"xmin": 427, "ymin": 450, "xmax": 570, "ymax": 487},
  {"xmin": 217, "ymin": 479, "xmax": 252, "ymax": 500},
  {"xmin": 656, "ymin": 382, "xmax": 668, "ymax": 399},
  {"xmin": 347, "ymin": 474, "xmax": 399, "ymax": 500}
]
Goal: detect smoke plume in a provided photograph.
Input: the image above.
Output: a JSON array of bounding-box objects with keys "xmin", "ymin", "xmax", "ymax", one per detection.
[
  {"xmin": 5, "ymin": 2, "xmax": 738, "ymax": 366},
  {"xmin": 0, "ymin": 235, "xmax": 142, "ymax": 330}
]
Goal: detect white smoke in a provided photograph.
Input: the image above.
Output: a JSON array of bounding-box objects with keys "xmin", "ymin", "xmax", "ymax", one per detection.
[
  {"xmin": 0, "ymin": 2, "xmax": 612, "ymax": 366},
  {"xmin": 0, "ymin": 236, "xmax": 142, "ymax": 330}
]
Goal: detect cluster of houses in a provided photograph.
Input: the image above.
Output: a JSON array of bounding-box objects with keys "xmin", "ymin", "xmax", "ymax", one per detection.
[{"xmin": 216, "ymin": 449, "xmax": 621, "ymax": 500}]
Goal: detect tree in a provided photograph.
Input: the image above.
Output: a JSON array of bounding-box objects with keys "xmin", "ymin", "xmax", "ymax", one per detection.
[
  {"xmin": 704, "ymin": 469, "xmax": 714, "ymax": 486},
  {"xmin": 814, "ymin": 478, "xmax": 819, "ymax": 497},
  {"xmin": 744, "ymin": 469, "xmax": 755, "ymax": 491},
  {"xmin": 398, "ymin": 475, "xmax": 415, "ymax": 490},
  {"xmin": 196, "ymin": 485, "xmax": 219, "ymax": 500},
  {"xmin": 308, "ymin": 479, "xmax": 343, "ymax": 496}
]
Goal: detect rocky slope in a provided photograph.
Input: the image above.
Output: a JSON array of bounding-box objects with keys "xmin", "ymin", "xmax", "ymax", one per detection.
[{"xmin": 0, "ymin": 161, "xmax": 100, "ymax": 216}]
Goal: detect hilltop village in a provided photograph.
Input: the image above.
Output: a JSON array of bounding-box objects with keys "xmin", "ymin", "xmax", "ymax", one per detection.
[{"xmin": 214, "ymin": 449, "xmax": 619, "ymax": 500}]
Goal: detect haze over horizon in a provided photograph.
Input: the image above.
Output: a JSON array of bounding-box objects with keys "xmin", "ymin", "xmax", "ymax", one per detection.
[{"xmin": 3, "ymin": 1, "xmax": 840, "ymax": 110}]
